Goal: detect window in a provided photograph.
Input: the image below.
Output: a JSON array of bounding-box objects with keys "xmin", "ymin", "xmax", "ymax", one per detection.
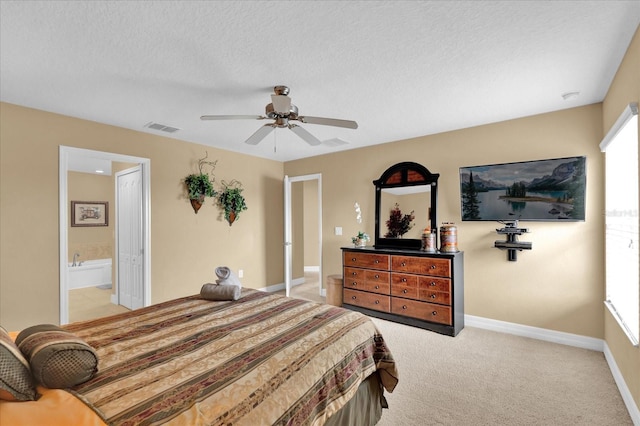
[{"xmin": 600, "ymin": 102, "xmax": 639, "ymax": 346}]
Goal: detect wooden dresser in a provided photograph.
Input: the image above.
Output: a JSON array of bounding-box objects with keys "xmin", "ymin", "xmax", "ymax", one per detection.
[{"xmin": 342, "ymin": 247, "xmax": 464, "ymax": 336}]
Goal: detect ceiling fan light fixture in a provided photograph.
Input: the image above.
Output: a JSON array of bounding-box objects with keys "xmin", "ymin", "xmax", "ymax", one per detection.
[{"xmin": 271, "ymin": 94, "xmax": 292, "ymax": 114}]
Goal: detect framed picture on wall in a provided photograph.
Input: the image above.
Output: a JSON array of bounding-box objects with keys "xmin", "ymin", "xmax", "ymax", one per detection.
[{"xmin": 71, "ymin": 201, "xmax": 109, "ymax": 227}]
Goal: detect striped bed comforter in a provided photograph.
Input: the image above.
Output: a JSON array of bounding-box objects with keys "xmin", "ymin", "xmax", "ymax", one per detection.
[{"xmin": 64, "ymin": 289, "xmax": 398, "ymax": 425}]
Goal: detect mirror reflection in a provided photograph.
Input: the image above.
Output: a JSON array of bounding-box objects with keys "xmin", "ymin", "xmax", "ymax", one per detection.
[{"xmin": 379, "ymin": 185, "xmax": 431, "ymax": 239}]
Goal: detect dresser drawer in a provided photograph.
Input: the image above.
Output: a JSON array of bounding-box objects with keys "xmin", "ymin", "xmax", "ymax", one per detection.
[
  {"xmin": 418, "ymin": 290, "xmax": 451, "ymax": 305},
  {"xmin": 391, "ymin": 272, "xmax": 418, "ymax": 286},
  {"xmin": 391, "ymin": 256, "xmax": 451, "ymax": 277},
  {"xmin": 391, "ymin": 298, "xmax": 452, "ymax": 325},
  {"xmin": 365, "ymin": 269, "xmax": 390, "ymax": 285},
  {"xmin": 418, "ymin": 276, "xmax": 451, "ymax": 293},
  {"xmin": 344, "ymin": 252, "xmax": 390, "ymax": 270},
  {"xmin": 391, "ymin": 282, "xmax": 418, "ymax": 299},
  {"xmin": 344, "ymin": 289, "xmax": 390, "ymax": 312},
  {"xmin": 344, "ymin": 268, "xmax": 390, "ymax": 294}
]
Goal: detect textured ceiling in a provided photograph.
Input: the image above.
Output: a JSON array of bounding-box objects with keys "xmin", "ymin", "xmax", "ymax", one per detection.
[{"xmin": 1, "ymin": 1, "xmax": 639, "ymax": 162}]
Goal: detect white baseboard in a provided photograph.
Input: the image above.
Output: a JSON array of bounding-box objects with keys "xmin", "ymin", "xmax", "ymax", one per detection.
[
  {"xmin": 604, "ymin": 342, "xmax": 640, "ymax": 425},
  {"xmin": 464, "ymin": 314, "xmax": 604, "ymax": 351},
  {"xmin": 258, "ymin": 277, "xmax": 305, "ymax": 293},
  {"xmin": 259, "ymin": 279, "xmax": 326, "ymax": 299},
  {"xmin": 304, "ymin": 265, "xmax": 319, "ymax": 272},
  {"xmin": 466, "ymin": 314, "xmax": 638, "ymax": 424}
]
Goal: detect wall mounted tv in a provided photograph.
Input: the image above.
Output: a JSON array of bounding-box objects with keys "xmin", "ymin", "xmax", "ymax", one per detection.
[{"xmin": 459, "ymin": 156, "xmax": 586, "ymax": 222}]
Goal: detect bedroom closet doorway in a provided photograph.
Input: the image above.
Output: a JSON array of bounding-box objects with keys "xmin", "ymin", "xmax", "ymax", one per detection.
[
  {"xmin": 59, "ymin": 146, "xmax": 151, "ymax": 325},
  {"xmin": 284, "ymin": 174, "xmax": 322, "ymax": 299}
]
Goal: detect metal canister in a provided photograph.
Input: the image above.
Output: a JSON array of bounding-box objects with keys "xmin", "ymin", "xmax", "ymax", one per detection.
[
  {"xmin": 421, "ymin": 231, "xmax": 437, "ymax": 253},
  {"xmin": 440, "ymin": 222, "xmax": 459, "ymax": 253}
]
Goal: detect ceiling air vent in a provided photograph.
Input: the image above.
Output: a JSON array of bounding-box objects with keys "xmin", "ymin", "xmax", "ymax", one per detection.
[{"xmin": 144, "ymin": 122, "xmax": 180, "ymax": 133}]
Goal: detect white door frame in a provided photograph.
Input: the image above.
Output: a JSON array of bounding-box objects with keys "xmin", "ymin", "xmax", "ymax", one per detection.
[
  {"xmin": 59, "ymin": 146, "xmax": 151, "ymax": 324},
  {"xmin": 284, "ymin": 173, "xmax": 322, "ymax": 297}
]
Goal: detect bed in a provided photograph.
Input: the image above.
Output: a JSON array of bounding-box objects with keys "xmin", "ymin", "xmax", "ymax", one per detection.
[{"xmin": 1, "ymin": 288, "xmax": 398, "ymax": 425}]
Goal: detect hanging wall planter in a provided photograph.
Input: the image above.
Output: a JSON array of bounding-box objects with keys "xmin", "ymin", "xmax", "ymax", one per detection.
[
  {"xmin": 217, "ymin": 180, "xmax": 248, "ymax": 226},
  {"xmin": 184, "ymin": 152, "xmax": 218, "ymax": 214}
]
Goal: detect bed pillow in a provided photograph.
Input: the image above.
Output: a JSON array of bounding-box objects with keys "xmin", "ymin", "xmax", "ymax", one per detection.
[
  {"xmin": 0, "ymin": 326, "xmax": 38, "ymax": 401},
  {"xmin": 16, "ymin": 324, "xmax": 98, "ymax": 389}
]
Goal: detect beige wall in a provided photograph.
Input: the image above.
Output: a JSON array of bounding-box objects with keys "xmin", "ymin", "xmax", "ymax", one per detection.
[
  {"xmin": 303, "ymin": 180, "xmax": 319, "ymax": 266},
  {"xmin": 286, "ymin": 103, "xmax": 605, "ymax": 339},
  {"xmin": 0, "ymin": 103, "xmax": 284, "ymax": 331},
  {"xmin": 68, "ymin": 172, "xmax": 114, "ymax": 262},
  {"xmin": 602, "ymin": 25, "xmax": 640, "ymax": 411}
]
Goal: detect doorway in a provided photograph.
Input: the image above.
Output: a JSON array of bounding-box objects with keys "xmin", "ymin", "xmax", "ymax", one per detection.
[
  {"xmin": 59, "ymin": 146, "xmax": 151, "ymax": 324},
  {"xmin": 284, "ymin": 174, "xmax": 322, "ymax": 298}
]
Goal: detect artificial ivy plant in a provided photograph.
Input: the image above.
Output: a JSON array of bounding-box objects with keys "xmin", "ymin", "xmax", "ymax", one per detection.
[
  {"xmin": 185, "ymin": 152, "xmax": 218, "ymax": 214},
  {"xmin": 217, "ymin": 180, "xmax": 248, "ymax": 226}
]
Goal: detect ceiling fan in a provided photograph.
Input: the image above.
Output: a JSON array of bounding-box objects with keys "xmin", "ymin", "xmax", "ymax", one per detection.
[{"xmin": 200, "ymin": 85, "xmax": 358, "ymax": 146}]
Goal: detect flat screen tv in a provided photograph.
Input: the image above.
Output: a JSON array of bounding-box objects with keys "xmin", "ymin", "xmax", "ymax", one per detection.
[{"xmin": 459, "ymin": 156, "xmax": 586, "ymax": 222}]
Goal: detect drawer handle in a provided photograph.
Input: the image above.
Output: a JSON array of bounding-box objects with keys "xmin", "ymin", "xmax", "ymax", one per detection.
[
  {"xmin": 401, "ymin": 262, "xmax": 406, "ymax": 266},
  {"xmin": 432, "ymin": 311, "xmax": 438, "ymax": 316},
  {"xmin": 402, "ymin": 289, "xmax": 408, "ymax": 293},
  {"xmin": 375, "ymin": 300, "xmax": 380, "ymax": 304},
  {"xmin": 431, "ymin": 294, "xmax": 436, "ymax": 299},
  {"xmin": 375, "ymin": 285, "xmax": 380, "ymax": 289},
  {"xmin": 351, "ymin": 257, "xmax": 357, "ymax": 261},
  {"xmin": 351, "ymin": 295, "xmax": 357, "ymax": 300},
  {"xmin": 374, "ymin": 260, "xmax": 379, "ymax": 264},
  {"xmin": 402, "ymin": 278, "xmax": 407, "ymax": 282},
  {"xmin": 351, "ymin": 271, "xmax": 357, "ymax": 276},
  {"xmin": 374, "ymin": 274, "xmax": 379, "ymax": 279},
  {"xmin": 430, "ymin": 265, "xmax": 436, "ymax": 269},
  {"xmin": 402, "ymin": 305, "xmax": 408, "ymax": 310},
  {"xmin": 430, "ymin": 281, "xmax": 436, "ymax": 286},
  {"xmin": 351, "ymin": 282, "xmax": 357, "ymax": 287}
]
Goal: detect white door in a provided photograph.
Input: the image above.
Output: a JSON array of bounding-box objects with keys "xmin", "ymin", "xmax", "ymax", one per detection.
[
  {"xmin": 117, "ymin": 166, "xmax": 144, "ymax": 310},
  {"xmin": 284, "ymin": 174, "xmax": 322, "ymax": 298}
]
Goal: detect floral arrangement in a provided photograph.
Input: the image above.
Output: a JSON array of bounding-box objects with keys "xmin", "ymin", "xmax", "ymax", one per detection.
[
  {"xmin": 352, "ymin": 231, "xmax": 370, "ymax": 246},
  {"xmin": 351, "ymin": 202, "xmax": 369, "ymax": 246},
  {"xmin": 385, "ymin": 203, "xmax": 415, "ymax": 238}
]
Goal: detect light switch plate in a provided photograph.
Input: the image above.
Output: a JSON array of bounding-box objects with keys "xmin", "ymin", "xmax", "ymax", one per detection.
[{"xmin": 335, "ymin": 227, "xmax": 342, "ymax": 236}]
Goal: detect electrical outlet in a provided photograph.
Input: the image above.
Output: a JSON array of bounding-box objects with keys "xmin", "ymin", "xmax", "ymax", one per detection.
[
  {"xmin": 335, "ymin": 227, "xmax": 342, "ymax": 236},
  {"xmin": 238, "ymin": 269, "xmax": 244, "ymax": 278}
]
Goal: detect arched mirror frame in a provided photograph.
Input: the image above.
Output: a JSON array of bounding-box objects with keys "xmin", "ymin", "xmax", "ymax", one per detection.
[{"xmin": 373, "ymin": 161, "xmax": 439, "ymax": 249}]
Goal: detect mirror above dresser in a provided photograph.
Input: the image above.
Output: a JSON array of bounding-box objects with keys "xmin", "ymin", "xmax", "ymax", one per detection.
[{"xmin": 373, "ymin": 162, "xmax": 439, "ymax": 250}]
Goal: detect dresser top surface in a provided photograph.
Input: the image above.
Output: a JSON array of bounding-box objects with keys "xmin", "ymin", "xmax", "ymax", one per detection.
[{"xmin": 341, "ymin": 246, "xmax": 463, "ymax": 259}]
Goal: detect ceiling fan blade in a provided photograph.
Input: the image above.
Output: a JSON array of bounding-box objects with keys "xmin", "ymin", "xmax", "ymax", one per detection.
[
  {"xmin": 245, "ymin": 124, "xmax": 275, "ymax": 145},
  {"xmin": 201, "ymin": 115, "xmax": 265, "ymax": 121},
  {"xmin": 298, "ymin": 116, "xmax": 358, "ymax": 129},
  {"xmin": 289, "ymin": 124, "xmax": 322, "ymax": 146},
  {"xmin": 271, "ymin": 95, "xmax": 292, "ymax": 114}
]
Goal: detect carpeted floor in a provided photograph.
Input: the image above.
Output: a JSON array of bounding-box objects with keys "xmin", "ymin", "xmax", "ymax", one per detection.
[
  {"xmin": 280, "ymin": 274, "xmax": 632, "ymax": 424},
  {"xmin": 372, "ymin": 317, "xmax": 632, "ymax": 425}
]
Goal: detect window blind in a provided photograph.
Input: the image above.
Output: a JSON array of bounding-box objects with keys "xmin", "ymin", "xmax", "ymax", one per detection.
[{"xmin": 601, "ymin": 102, "xmax": 639, "ymax": 346}]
